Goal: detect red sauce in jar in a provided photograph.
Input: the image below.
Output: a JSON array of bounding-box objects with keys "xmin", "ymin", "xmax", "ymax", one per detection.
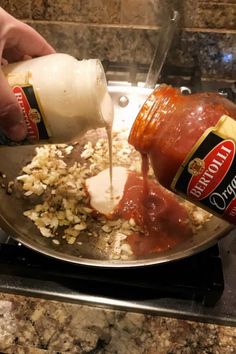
[
  {"xmin": 129, "ymin": 85, "xmax": 236, "ymax": 189},
  {"xmin": 113, "ymin": 169, "xmax": 192, "ymax": 256},
  {"xmin": 128, "ymin": 85, "xmax": 236, "ymax": 224}
]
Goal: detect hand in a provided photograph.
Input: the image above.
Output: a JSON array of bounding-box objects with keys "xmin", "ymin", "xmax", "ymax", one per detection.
[{"xmin": 0, "ymin": 7, "xmax": 55, "ymax": 141}]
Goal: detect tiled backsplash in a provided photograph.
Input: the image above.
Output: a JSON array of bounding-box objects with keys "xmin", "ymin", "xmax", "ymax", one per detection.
[{"xmin": 1, "ymin": 0, "xmax": 236, "ymax": 81}]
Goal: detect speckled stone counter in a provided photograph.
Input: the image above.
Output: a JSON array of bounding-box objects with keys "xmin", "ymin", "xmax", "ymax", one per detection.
[
  {"xmin": 0, "ymin": 293, "xmax": 235, "ymax": 354},
  {"xmin": 2, "ymin": 1, "xmax": 236, "ymax": 81}
]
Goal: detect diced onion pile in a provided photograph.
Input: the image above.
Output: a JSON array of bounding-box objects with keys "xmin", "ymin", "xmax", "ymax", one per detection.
[
  {"xmin": 15, "ymin": 129, "xmax": 212, "ymax": 260},
  {"xmin": 16, "ymin": 130, "xmax": 142, "ymax": 259}
]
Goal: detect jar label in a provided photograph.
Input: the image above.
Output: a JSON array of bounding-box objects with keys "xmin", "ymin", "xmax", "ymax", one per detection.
[
  {"xmin": 8, "ymin": 72, "xmax": 50, "ymax": 142},
  {"xmin": 171, "ymin": 115, "xmax": 236, "ymax": 223}
]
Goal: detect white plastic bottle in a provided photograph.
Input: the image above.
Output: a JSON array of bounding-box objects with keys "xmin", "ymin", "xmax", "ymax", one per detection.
[{"xmin": 2, "ymin": 53, "xmax": 114, "ymax": 143}]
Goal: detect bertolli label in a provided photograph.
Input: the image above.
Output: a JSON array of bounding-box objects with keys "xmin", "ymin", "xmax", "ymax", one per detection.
[
  {"xmin": 187, "ymin": 140, "xmax": 235, "ymax": 200},
  {"xmin": 7, "ymin": 72, "xmax": 50, "ymax": 142},
  {"xmin": 171, "ymin": 115, "xmax": 236, "ymax": 223}
]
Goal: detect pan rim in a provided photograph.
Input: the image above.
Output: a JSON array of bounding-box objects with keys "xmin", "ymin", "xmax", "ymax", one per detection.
[{"xmin": 0, "ymin": 214, "xmax": 232, "ymax": 268}]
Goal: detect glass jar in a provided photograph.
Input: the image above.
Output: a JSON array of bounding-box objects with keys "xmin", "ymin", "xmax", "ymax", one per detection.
[
  {"xmin": 2, "ymin": 53, "xmax": 113, "ymax": 143},
  {"xmin": 129, "ymin": 84, "xmax": 236, "ymax": 224}
]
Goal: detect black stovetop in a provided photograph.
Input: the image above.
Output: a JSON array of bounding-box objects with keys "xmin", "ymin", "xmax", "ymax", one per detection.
[{"xmin": 0, "ymin": 229, "xmax": 235, "ymax": 326}]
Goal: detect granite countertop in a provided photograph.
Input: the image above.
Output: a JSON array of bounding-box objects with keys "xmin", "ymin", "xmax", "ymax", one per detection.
[{"xmin": 0, "ymin": 292, "xmax": 235, "ymax": 354}]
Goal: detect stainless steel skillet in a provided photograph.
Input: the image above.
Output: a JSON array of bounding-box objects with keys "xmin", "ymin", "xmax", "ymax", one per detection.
[{"xmin": 0, "ymin": 85, "xmax": 232, "ymax": 267}]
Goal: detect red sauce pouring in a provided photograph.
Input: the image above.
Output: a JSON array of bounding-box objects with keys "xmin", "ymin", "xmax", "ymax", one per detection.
[{"xmin": 113, "ymin": 169, "xmax": 192, "ymax": 257}]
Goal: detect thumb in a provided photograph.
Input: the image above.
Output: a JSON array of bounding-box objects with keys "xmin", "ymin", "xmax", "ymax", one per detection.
[{"xmin": 0, "ymin": 70, "xmax": 27, "ymax": 141}]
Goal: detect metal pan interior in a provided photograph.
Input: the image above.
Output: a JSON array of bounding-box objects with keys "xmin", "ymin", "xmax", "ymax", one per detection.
[{"xmin": 0, "ymin": 85, "xmax": 232, "ymax": 267}]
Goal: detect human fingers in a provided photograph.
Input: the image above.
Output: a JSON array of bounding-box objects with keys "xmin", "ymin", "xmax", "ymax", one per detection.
[
  {"xmin": 2, "ymin": 47, "xmax": 34, "ymax": 63},
  {"xmin": 5, "ymin": 19, "xmax": 55, "ymax": 58},
  {"xmin": 0, "ymin": 70, "xmax": 27, "ymax": 141},
  {"xmin": 0, "ymin": 8, "xmax": 55, "ymax": 60},
  {"xmin": 2, "ymin": 47, "xmax": 23, "ymax": 63}
]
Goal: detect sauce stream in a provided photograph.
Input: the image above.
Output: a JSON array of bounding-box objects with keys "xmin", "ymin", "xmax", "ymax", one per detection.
[
  {"xmin": 106, "ymin": 126, "xmax": 113, "ymax": 193},
  {"xmin": 104, "ymin": 112, "xmax": 192, "ymax": 257}
]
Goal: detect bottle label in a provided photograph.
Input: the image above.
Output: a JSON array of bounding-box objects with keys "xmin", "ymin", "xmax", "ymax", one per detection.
[
  {"xmin": 171, "ymin": 115, "xmax": 236, "ymax": 223},
  {"xmin": 8, "ymin": 72, "xmax": 50, "ymax": 142}
]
